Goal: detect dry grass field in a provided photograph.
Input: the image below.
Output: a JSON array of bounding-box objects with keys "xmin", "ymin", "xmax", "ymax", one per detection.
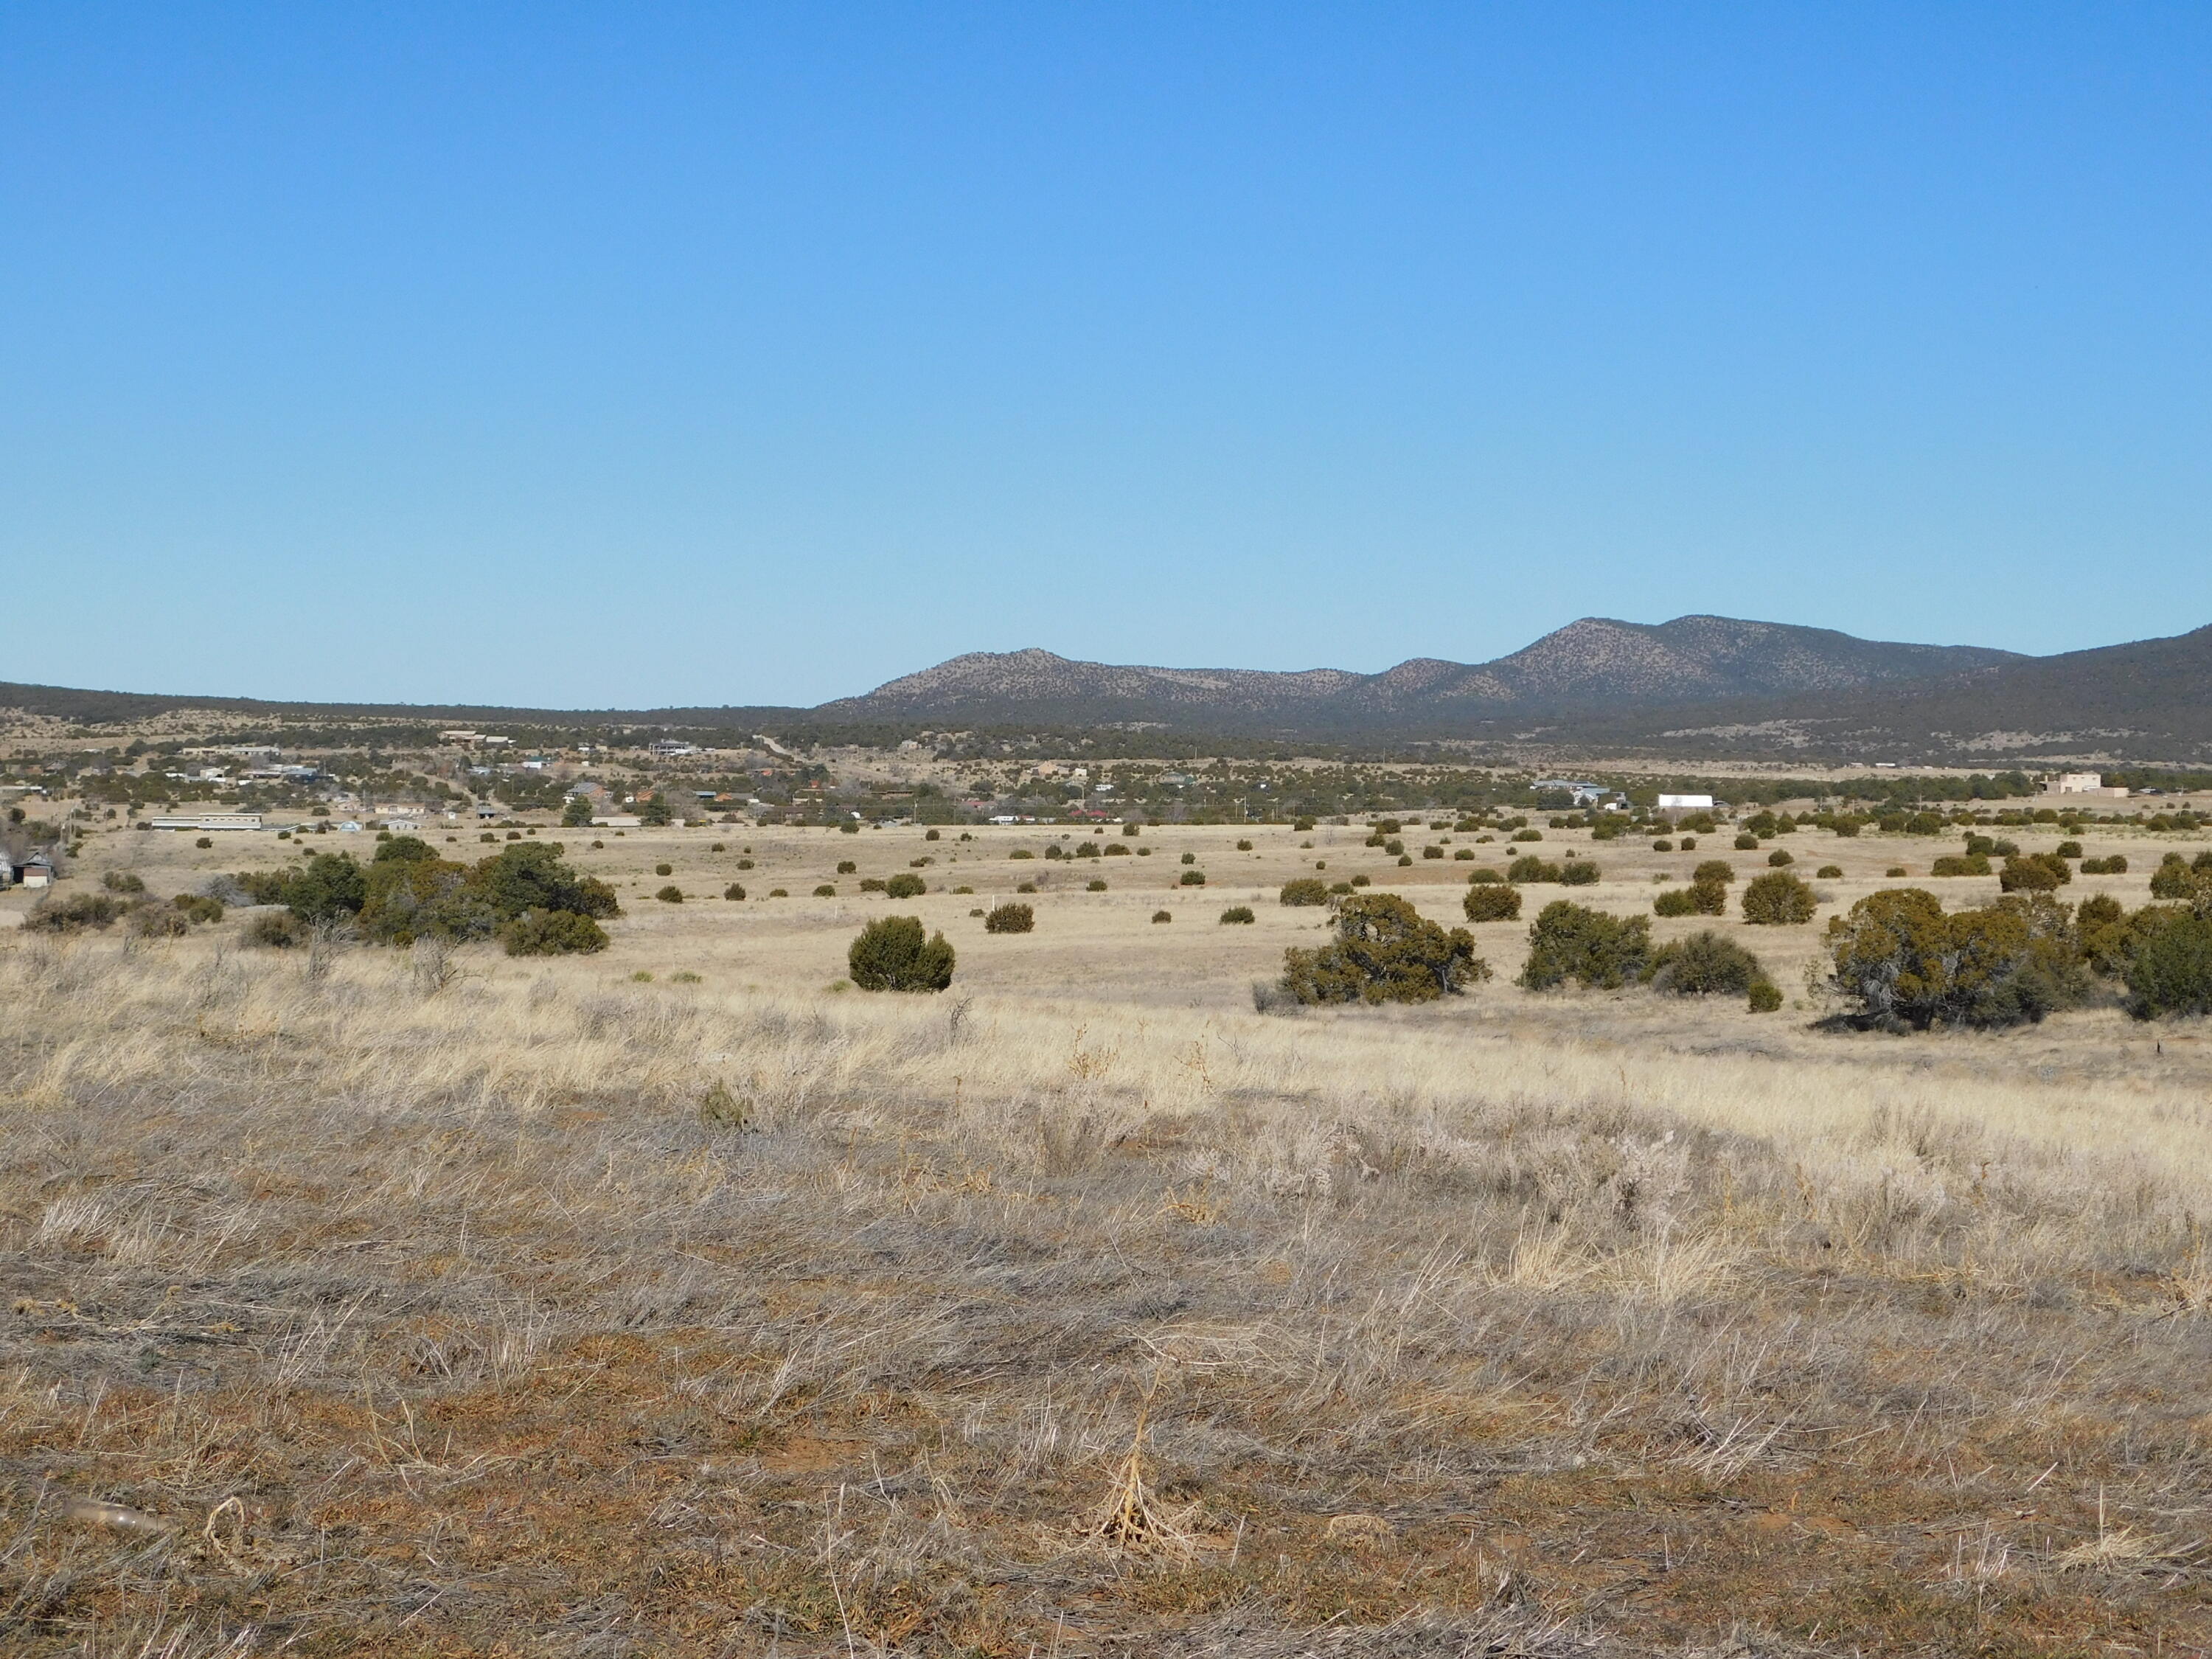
[{"xmin": 7, "ymin": 813, "xmax": 2212, "ymax": 1655}]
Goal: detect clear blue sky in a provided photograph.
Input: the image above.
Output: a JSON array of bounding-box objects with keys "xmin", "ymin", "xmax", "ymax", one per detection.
[{"xmin": 5, "ymin": 4, "xmax": 2209, "ymax": 709}]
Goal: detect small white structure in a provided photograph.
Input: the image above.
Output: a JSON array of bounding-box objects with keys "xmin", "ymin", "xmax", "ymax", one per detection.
[
  {"xmin": 2045, "ymin": 772, "xmax": 2129, "ymax": 799},
  {"xmin": 591, "ymin": 815, "xmax": 644, "ymax": 829},
  {"xmin": 19, "ymin": 855, "xmax": 55, "ymax": 889},
  {"xmin": 150, "ymin": 813, "xmax": 264, "ymax": 832},
  {"xmin": 1657, "ymin": 793, "xmax": 1715, "ymax": 812}
]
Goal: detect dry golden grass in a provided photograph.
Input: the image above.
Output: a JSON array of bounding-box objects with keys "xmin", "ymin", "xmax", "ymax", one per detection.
[{"xmin": 6, "ymin": 814, "xmax": 2212, "ymax": 1654}]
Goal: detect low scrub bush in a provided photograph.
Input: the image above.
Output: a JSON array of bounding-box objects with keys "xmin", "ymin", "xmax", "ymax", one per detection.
[
  {"xmin": 1467, "ymin": 867, "xmax": 1504, "ymax": 884},
  {"xmin": 1219, "ymin": 905, "xmax": 1256, "ymax": 925},
  {"xmin": 859, "ymin": 877, "xmax": 888, "ymax": 892},
  {"xmin": 1767, "ymin": 849, "xmax": 1794, "ymax": 867},
  {"xmin": 847, "ymin": 915, "xmax": 956, "ymax": 991},
  {"xmin": 1818, "ymin": 864, "xmax": 1844, "ymax": 879},
  {"xmin": 1747, "ymin": 979, "xmax": 1784, "ymax": 1012},
  {"xmin": 243, "ymin": 911, "xmax": 309, "ymax": 948},
  {"xmin": 1734, "ymin": 834, "xmax": 1760, "ymax": 851},
  {"xmin": 1462, "ymin": 884, "xmax": 1523, "ymax": 922},
  {"xmin": 2080, "ymin": 855, "xmax": 2127, "ymax": 874},
  {"xmin": 1151, "ymin": 909, "xmax": 1172, "ymax": 922},
  {"xmin": 1518, "ymin": 901, "xmax": 1651, "ymax": 990},
  {"xmin": 100, "ymin": 871, "xmax": 145, "ymax": 894},
  {"xmin": 1644, "ymin": 931, "xmax": 1771, "ymax": 998},
  {"xmin": 1692, "ymin": 860, "xmax": 1735, "ymax": 885},
  {"xmin": 1506, "ymin": 855, "xmax": 1563, "ymax": 883},
  {"xmin": 2055, "ymin": 841, "xmax": 2084, "ymax": 860},
  {"xmin": 1825, "ymin": 888, "xmax": 2087, "ymax": 1029},
  {"xmin": 884, "ymin": 872, "xmax": 927, "ymax": 899},
  {"xmin": 1279, "ymin": 877, "xmax": 1329, "ymax": 906},
  {"xmin": 25, "ymin": 894, "xmax": 121, "ymax": 933},
  {"xmin": 655, "ymin": 885, "xmax": 684, "ymax": 902},
  {"xmin": 837, "ymin": 860, "xmax": 857, "ymax": 874},
  {"xmin": 2124, "ymin": 911, "xmax": 2212, "ymax": 1019},
  {"xmin": 1085, "ymin": 879, "xmax": 1107, "ymax": 891},
  {"xmin": 984, "ymin": 902, "xmax": 1035, "ymax": 934},
  {"xmin": 1999, "ymin": 853, "xmax": 2070, "ymax": 892},
  {"xmin": 655, "ymin": 863, "xmax": 673, "ymax": 877},
  {"xmin": 1280, "ymin": 893, "xmax": 1487, "ymax": 1005},
  {"xmin": 1653, "ymin": 880, "xmax": 1726, "ymax": 918},
  {"xmin": 1509, "ymin": 829, "xmax": 1543, "ymax": 843},
  {"xmin": 1178, "ymin": 869, "xmax": 1206, "ymax": 886},
  {"xmin": 1930, "ymin": 854, "xmax": 1991, "ymax": 877},
  {"xmin": 499, "ymin": 909, "xmax": 610, "ymax": 956},
  {"xmin": 812, "ymin": 884, "xmax": 835, "ymax": 897},
  {"xmin": 723, "ymin": 883, "xmax": 745, "ymax": 901},
  {"xmin": 1558, "ymin": 860, "xmax": 1600, "ymax": 886},
  {"xmin": 1741, "ymin": 871, "xmax": 1818, "ymax": 925},
  {"xmin": 2150, "ymin": 855, "xmax": 2208, "ymax": 901}
]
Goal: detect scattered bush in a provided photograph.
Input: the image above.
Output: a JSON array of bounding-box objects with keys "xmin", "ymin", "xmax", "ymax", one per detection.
[
  {"xmin": 1279, "ymin": 878, "xmax": 1329, "ymax": 906},
  {"xmin": 1653, "ymin": 880, "xmax": 1727, "ymax": 917},
  {"xmin": 195, "ymin": 837, "xmax": 213, "ymax": 849},
  {"xmin": 1467, "ymin": 867, "xmax": 1504, "ymax": 884},
  {"xmin": 859, "ymin": 877, "xmax": 888, "ymax": 892},
  {"xmin": 1826, "ymin": 888, "xmax": 2087, "ymax": 1029},
  {"xmin": 2055, "ymin": 841, "xmax": 2084, "ymax": 860},
  {"xmin": 1280, "ymin": 894, "xmax": 1487, "ymax": 1005},
  {"xmin": 1651, "ymin": 839, "xmax": 1674, "ymax": 852},
  {"xmin": 1747, "ymin": 979, "xmax": 1784, "ymax": 1012},
  {"xmin": 243, "ymin": 911, "xmax": 310, "ymax": 948},
  {"xmin": 1691, "ymin": 860, "xmax": 1735, "ymax": 885},
  {"xmin": 1220, "ymin": 905, "xmax": 1256, "ymax": 925},
  {"xmin": 1015, "ymin": 882, "xmax": 1037, "ymax": 894},
  {"xmin": 655, "ymin": 863, "xmax": 673, "ymax": 877},
  {"xmin": 1644, "ymin": 931, "xmax": 1770, "ymax": 997},
  {"xmin": 1558, "ymin": 860, "xmax": 1600, "ymax": 886},
  {"xmin": 2123, "ymin": 911, "xmax": 2212, "ymax": 1019},
  {"xmin": 1930, "ymin": 854, "xmax": 1991, "ymax": 877},
  {"xmin": 1518, "ymin": 901, "xmax": 1651, "ymax": 990},
  {"xmin": 1506, "ymin": 855, "xmax": 1563, "ymax": 883},
  {"xmin": 837, "ymin": 860, "xmax": 857, "ymax": 874},
  {"xmin": 1236, "ymin": 839, "xmax": 1253, "ymax": 852},
  {"xmin": 846, "ymin": 915, "xmax": 956, "ymax": 991},
  {"xmin": 812, "ymin": 884, "xmax": 835, "ymax": 897},
  {"xmin": 25, "ymin": 893, "xmax": 122, "ymax": 933},
  {"xmin": 1767, "ymin": 849, "xmax": 1794, "ymax": 867},
  {"xmin": 1086, "ymin": 879, "xmax": 1107, "ymax": 891},
  {"xmin": 884, "ymin": 872, "xmax": 927, "ymax": 900},
  {"xmin": 2150, "ymin": 855, "xmax": 2206, "ymax": 901},
  {"xmin": 101, "ymin": 871, "xmax": 146, "ymax": 894},
  {"xmin": 1463, "ymin": 883, "xmax": 1523, "ymax": 922},
  {"xmin": 500, "ymin": 908, "xmax": 610, "ymax": 956},
  {"xmin": 1179, "ymin": 869, "xmax": 1206, "ymax": 886},
  {"xmin": 1151, "ymin": 909, "xmax": 1172, "ymax": 922},
  {"xmin": 724, "ymin": 883, "xmax": 745, "ymax": 900},
  {"xmin": 984, "ymin": 902, "xmax": 1035, "ymax": 934},
  {"xmin": 656, "ymin": 885, "xmax": 684, "ymax": 902},
  {"xmin": 2080, "ymin": 855, "xmax": 2128, "ymax": 874},
  {"xmin": 1349, "ymin": 874, "xmax": 1370, "ymax": 887},
  {"xmin": 1999, "ymin": 854, "xmax": 2070, "ymax": 893},
  {"xmin": 838, "ymin": 820, "xmax": 860, "ymax": 835},
  {"xmin": 1818, "ymin": 864, "xmax": 1844, "ymax": 879},
  {"xmin": 1103, "ymin": 843, "xmax": 1130, "ymax": 857},
  {"xmin": 1741, "ymin": 872, "xmax": 1817, "ymax": 925},
  {"xmin": 1884, "ymin": 866, "xmax": 1907, "ymax": 878},
  {"xmin": 1510, "ymin": 829, "xmax": 1543, "ymax": 843}
]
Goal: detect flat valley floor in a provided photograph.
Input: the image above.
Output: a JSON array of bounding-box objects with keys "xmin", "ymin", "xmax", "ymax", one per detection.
[{"xmin": 5, "ymin": 813, "xmax": 2212, "ymax": 1655}]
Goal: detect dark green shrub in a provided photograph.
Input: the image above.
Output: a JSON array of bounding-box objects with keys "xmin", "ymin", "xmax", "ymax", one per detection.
[
  {"xmin": 847, "ymin": 915, "xmax": 956, "ymax": 991},
  {"xmin": 1999, "ymin": 854, "xmax": 2067, "ymax": 893},
  {"xmin": 1086, "ymin": 879, "xmax": 1107, "ymax": 891},
  {"xmin": 101, "ymin": 871, "xmax": 146, "ymax": 894},
  {"xmin": 884, "ymin": 872, "xmax": 926, "ymax": 899},
  {"xmin": 1651, "ymin": 839, "xmax": 1674, "ymax": 852},
  {"xmin": 1279, "ymin": 878, "xmax": 1329, "ymax": 906},
  {"xmin": 860, "ymin": 877, "xmax": 888, "ymax": 892},
  {"xmin": 195, "ymin": 837, "xmax": 213, "ymax": 849},
  {"xmin": 1518, "ymin": 901, "xmax": 1651, "ymax": 990},
  {"xmin": 1506, "ymin": 855, "xmax": 1563, "ymax": 883},
  {"xmin": 812, "ymin": 884, "xmax": 835, "ymax": 897},
  {"xmin": 1679, "ymin": 836, "xmax": 1698, "ymax": 851},
  {"xmin": 1179, "ymin": 869, "xmax": 1206, "ymax": 886},
  {"xmin": 655, "ymin": 863, "xmax": 673, "ymax": 877},
  {"xmin": 2123, "ymin": 911, "xmax": 2212, "ymax": 1018},
  {"xmin": 1237, "ymin": 839, "xmax": 1253, "ymax": 852},
  {"xmin": 1453, "ymin": 848, "xmax": 1475, "ymax": 860},
  {"xmin": 1741, "ymin": 871, "xmax": 1817, "ymax": 925},
  {"xmin": 1817, "ymin": 864, "xmax": 1843, "ymax": 879},
  {"xmin": 1422, "ymin": 844, "xmax": 1444, "ymax": 859},
  {"xmin": 1766, "ymin": 849, "xmax": 1794, "ymax": 867},
  {"xmin": 1747, "ymin": 980, "xmax": 1784, "ymax": 1013},
  {"xmin": 1824, "ymin": 888, "xmax": 2086, "ymax": 1029},
  {"xmin": 1644, "ymin": 931, "xmax": 1769, "ymax": 997},
  {"xmin": 724, "ymin": 883, "xmax": 745, "ymax": 900},
  {"xmin": 837, "ymin": 860, "xmax": 857, "ymax": 874},
  {"xmin": 1329, "ymin": 882, "xmax": 1352, "ymax": 895},
  {"xmin": 925, "ymin": 829, "xmax": 941, "ymax": 841},
  {"xmin": 1152, "ymin": 909, "xmax": 1172, "ymax": 922},
  {"xmin": 1734, "ymin": 834, "xmax": 1759, "ymax": 851},
  {"xmin": 1180, "ymin": 851, "xmax": 1196, "ymax": 865},
  {"xmin": 657, "ymin": 885, "xmax": 684, "ymax": 902},
  {"xmin": 1015, "ymin": 881, "xmax": 1037, "ymax": 894},
  {"xmin": 736, "ymin": 858, "xmax": 754, "ymax": 869},
  {"xmin": 984, "ymin": 902, "xmax": 1034, "ymax": 934},
  {"xmin": 1653, "ymin": 880, "xmax": 1727, "ymax": 917},
  {"xmin": 1103, "ymin": 843, "xmax": 1129, "ymax": 857},
  {"xmin": 1904, "ymin": 813, "xmax": 1945, "ymax": 836},
  {"xmin": 1349, "ymin": 874, "xmax": 1370, "ymax": 887},
  {"xmin": 2150, "ymin": 855, "xmax": 2202, "ymax": 900},
  {"xmin": 1124, "ymin": 822, "xmax": 1141, "ymax": 837},
  {"xmin": 1463, "ymin": 884, "xmax": 1522, "ymax": 922},
  {"xmin": 1510, "ymin": 829, "xmax": 1543, "ymax": 843},
  {"xmin": 1280, "ymin": 894, "xmax": 1487, "ymax": 1005},
  {"xmin": 1009, "ymin": 849, "xmax": 1034, "ymax": 860},
  {"xmin": 499, "ymin": 909, "xmax": 610, "ymax": 956},
  {"xmin": 838, "ymin": 819, "xmax": 860, "ymax": 835},
  {"xmin": 243, "ymin": 911, "xmax": 310, "ymax": 948},
  {"xmin": 1692, "ymin": 860, "xmax": 1735, "ymax": 885},
  {"xmin": 1220, "ymin": 906, "xmax": 1256, "ymax": 925},
  {"xmin": 131, "ymin": 905, "xmax": 191, "ymax": 939},
  {"xmin": 1991, "ymin": 839, "xmax": 2020, "ymax": 858},
  {"xmin": 2055, "ymin": 841, "xmax": 2084, "ymax": 860},
  {"xmin": 1467, "ymin": 867, "xmax": 1504, "ymax": 885},
  {"xmin": 2080, "ymin": 855, "xmax": 2127, "ymax": 874},
  {"xmin": 172, "ymin": 893, "xmax": 225, "ymax": 925},
  {"xmin": 1558, "ymin": 860, "xmax": 1599, "ymax": 887},
  {"xmin": 1930, "ymin": 854, "xmax": 1990, "ymax": 876}
]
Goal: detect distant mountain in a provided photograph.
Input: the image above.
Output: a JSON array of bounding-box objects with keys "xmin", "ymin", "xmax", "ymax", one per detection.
[{"xmin": 823, "ymin": 616, "xmax": 2023, "ymax": 730}]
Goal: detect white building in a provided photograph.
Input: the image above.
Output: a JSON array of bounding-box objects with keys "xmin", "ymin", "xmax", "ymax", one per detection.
[
  {"xmin": 150, "ymin": 813, "xmax": 265, "ymax": 832},
  {"xmin": 1657, "ymin": 793, "xmax": 1715, "ymax": 812},
  {"xmin": 2044, "ymin": 772, "xmax": 2129, "ymax": 799}
]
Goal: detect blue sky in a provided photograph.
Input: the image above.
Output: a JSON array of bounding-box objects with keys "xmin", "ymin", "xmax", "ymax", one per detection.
[{"xmin": 5, "ymin": 4, "xmax": 2209, "ymax": 708}]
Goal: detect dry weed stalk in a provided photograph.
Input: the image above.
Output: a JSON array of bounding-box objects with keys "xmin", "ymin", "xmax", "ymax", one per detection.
[{"xmin": 1085, "ymin": 1374, "xmax": 1197, "ymax": 1559}]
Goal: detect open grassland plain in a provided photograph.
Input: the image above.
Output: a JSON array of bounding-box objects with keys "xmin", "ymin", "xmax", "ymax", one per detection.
[{"xmin": 7, "ymin": 816, "xmax": 2212, "ymax": 1655}]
